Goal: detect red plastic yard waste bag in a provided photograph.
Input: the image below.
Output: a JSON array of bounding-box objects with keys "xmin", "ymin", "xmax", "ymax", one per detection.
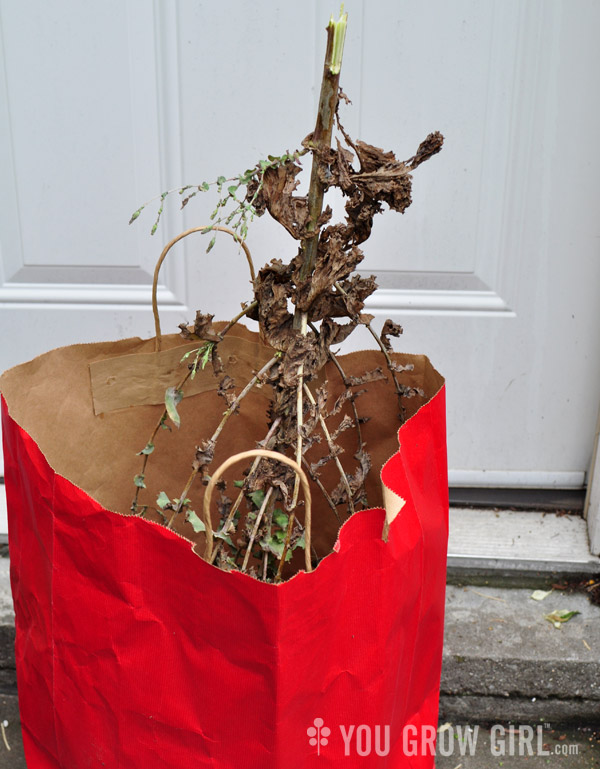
[{"xmin": 0, "ymin": 327, "xmax": 447, "ymax": 768}]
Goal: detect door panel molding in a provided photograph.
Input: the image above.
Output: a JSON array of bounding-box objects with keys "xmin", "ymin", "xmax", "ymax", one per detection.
[
  {"xmin": 0, "ymin": 0, "xmax": 186, "ymax": 307},
  {"xmin": 360, "ymin": 2, "xmax": 548, "ymax": 320},
  {"xmin": 363, "ymin": 270, "xmax": 513, "ymax": 315},
  {"xmin": 0, "ymin": 283, "xmax": 181, "ymax": 306},
  {"xmin": 366, "ymin": 288, "xmax": 511, "ymax": 315}
]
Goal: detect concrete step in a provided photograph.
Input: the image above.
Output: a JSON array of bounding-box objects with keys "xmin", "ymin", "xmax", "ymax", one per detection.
[
  {"xmin": 440, "ymin": 584, "xmax": 600, "ymax": 724},
  {"xmin": 447, "ymin": 508, "xmax": 600, "ymax": 584},
  {"xmin": 434, "ymin": 724, "xmax": 600, "ymax": 768}
]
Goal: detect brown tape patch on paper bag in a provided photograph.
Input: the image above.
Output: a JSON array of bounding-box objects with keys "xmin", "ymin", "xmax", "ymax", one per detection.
[
  {"xmin": 0, "ymin": 323, "xmax": 443, "ymax": 560},
  {"xmin": 89, "ymin": 334, "xmax": 274, "ymax": 414}
]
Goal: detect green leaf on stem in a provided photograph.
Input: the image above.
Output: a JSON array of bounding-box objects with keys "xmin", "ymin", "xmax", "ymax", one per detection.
[
  {"xmin": 186, "ymin": 509, "xmax": 206, "ymax": 533},
  {"xmin": 200, "ymin": 343, "xmax": 213, "ymax": 368},
  {"xmin": 249, "ymin": 490, "xmax": 266, "ymax": 509},
  {"xmin": 165, "ymin": 386, "xmax": 183, "ymax": 428},
  {"xmin": 273, "ymin": 510, "xmax": 288, "ymax": 528},
  {"xmin": 129, "ymin": 208, "xmax": 143, "ymax": 224},
  {"xmin": 263, "ymin": 537, "xmax": 293, "ymax": 562},
  {"xmin": 214, "ymin": 530, "xmax": 233, "ymax": 546},
  {"xmin": 156, "ymin": 491, "xmax": 170, "ymax": 509}
]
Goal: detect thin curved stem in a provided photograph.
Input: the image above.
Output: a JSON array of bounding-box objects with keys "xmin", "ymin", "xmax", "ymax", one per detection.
[
  {"xmin": 301, "ymin": 456, "xmax": 341, "ymax": 524},
  {"xmin": 131, "ymin": 365, "xmax": 194, "ymax": 513},
  {"xmin": 209, "ymin": 417, "xmax": 282, "ymax": 565},
  {"xmin": 218, "ymin": 300, "xmax": 258, "ymax": 338},
  {"xmin": 168, "ymin": 355, "xmax": 279, "ymax": 527},
  {"xmin": 132, "ymin": 300, "xmax": 259, "ymax": 513},
  {"xmin": 241, "ymin": 488, "xmax": 274, "ymax": 573},
  {"xmin": 334, "ymin": 281, "xmax": 405, "ymax": 412},
  {"xmin": 303, "ymin": 382, "xmax": 354, "ymax": 515},
  {"xmin": 308, "ymin": 320, "xmax": 364, "ymax": 454}
]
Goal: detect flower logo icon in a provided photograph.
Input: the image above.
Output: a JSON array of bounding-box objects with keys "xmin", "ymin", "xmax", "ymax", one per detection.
[{"xmin": 307, "ymin": 717, "xmax": 331, "ymax": 755}]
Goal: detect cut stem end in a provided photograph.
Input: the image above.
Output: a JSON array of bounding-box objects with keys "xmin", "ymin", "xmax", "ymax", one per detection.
[{"xmin": 328, "ymin": 7, "xmax": 348, "ymax": 75}]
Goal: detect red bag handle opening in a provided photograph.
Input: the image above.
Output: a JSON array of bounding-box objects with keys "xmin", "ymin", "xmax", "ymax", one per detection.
[
  {"xmin": 151, "ymin": 226, "xmax": 255, "ymax": 352},
  {"xmin": 203, "ymin": 449, "xmax": 312, "ymax": 573}
]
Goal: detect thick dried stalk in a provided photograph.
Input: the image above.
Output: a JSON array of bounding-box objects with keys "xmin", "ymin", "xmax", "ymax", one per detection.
[
  {"xmin": 295, "ymin": 10, "xmax": 347, "ymax": 287},
  {"xmin": 277, "ymin": 11, "xmax": 348, "ymax": 578}
]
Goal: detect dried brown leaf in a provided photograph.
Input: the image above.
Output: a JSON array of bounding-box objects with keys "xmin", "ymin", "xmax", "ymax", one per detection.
[
  {"xmin": 178, "ymin": 323, "xmax": 195, "ymax": 341},
  {"xmin": 279, "ymin": 332, "xmax": 322, "ymax": 387},
  {"xmin": 211, "ymin": 346, "xmax": 225, "ymax": 377},
  {"xmin": 252, "ymin": 458, "xmax": 295, "ymax": 494},
  {"xmin": 330, "ymin": 448, "xmax": 371, "ymax": 506},
  {"xmin": 254, "ymin": 261, "xmax": 294, "ymax": 350},
  {"xmin": 330, "ymin": 414, "xmax": 354, "ymax": 442},
  {"xmin": 345, "ymin": 367, "xmax": 387, "ymax": 386},
  {"xmin": 318, "ymin": 139, "xmax": 355, "ymax": 191},
  {"xmin": 407, "ymin": 131, "xmax": 444, "ymax": 170},
  {"xmin": 389, "ymin": 361, "xmax": 414, "ymax": 373},
  {"xmin": 193, "ymin": 312, "xmax": 221, "ymax": 342},
  {"xmin": 217, "ymin": 493, "xmax": 232, "ymax": 525},
  {"xmin": 193, "ymin": 439, "xmax": 215, "ymax": 472},
  {"xmin": 310, "ymin": 443, "xmax": 344, "ymax": 475},
  {"xmin": 247, "ymin": 161, "xmax": 310, "ymax": 240},
  {"xmin": 380, "ymin": 319, "xmax": 403, "ymax": 352},
  {"xmin": 293, "ymin": 227, "xmax": 364, "ymax": 313},
  {"xmin": 308, "ymin": 275, "xmax": 378, "ymax": 321},
  {"xmin": 328, "ymin": 389, "xmax": 355, "ymax": 417},
  {"xmin": 217, "ymin": 375, "xmax": 236, "ymax": 407}
]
